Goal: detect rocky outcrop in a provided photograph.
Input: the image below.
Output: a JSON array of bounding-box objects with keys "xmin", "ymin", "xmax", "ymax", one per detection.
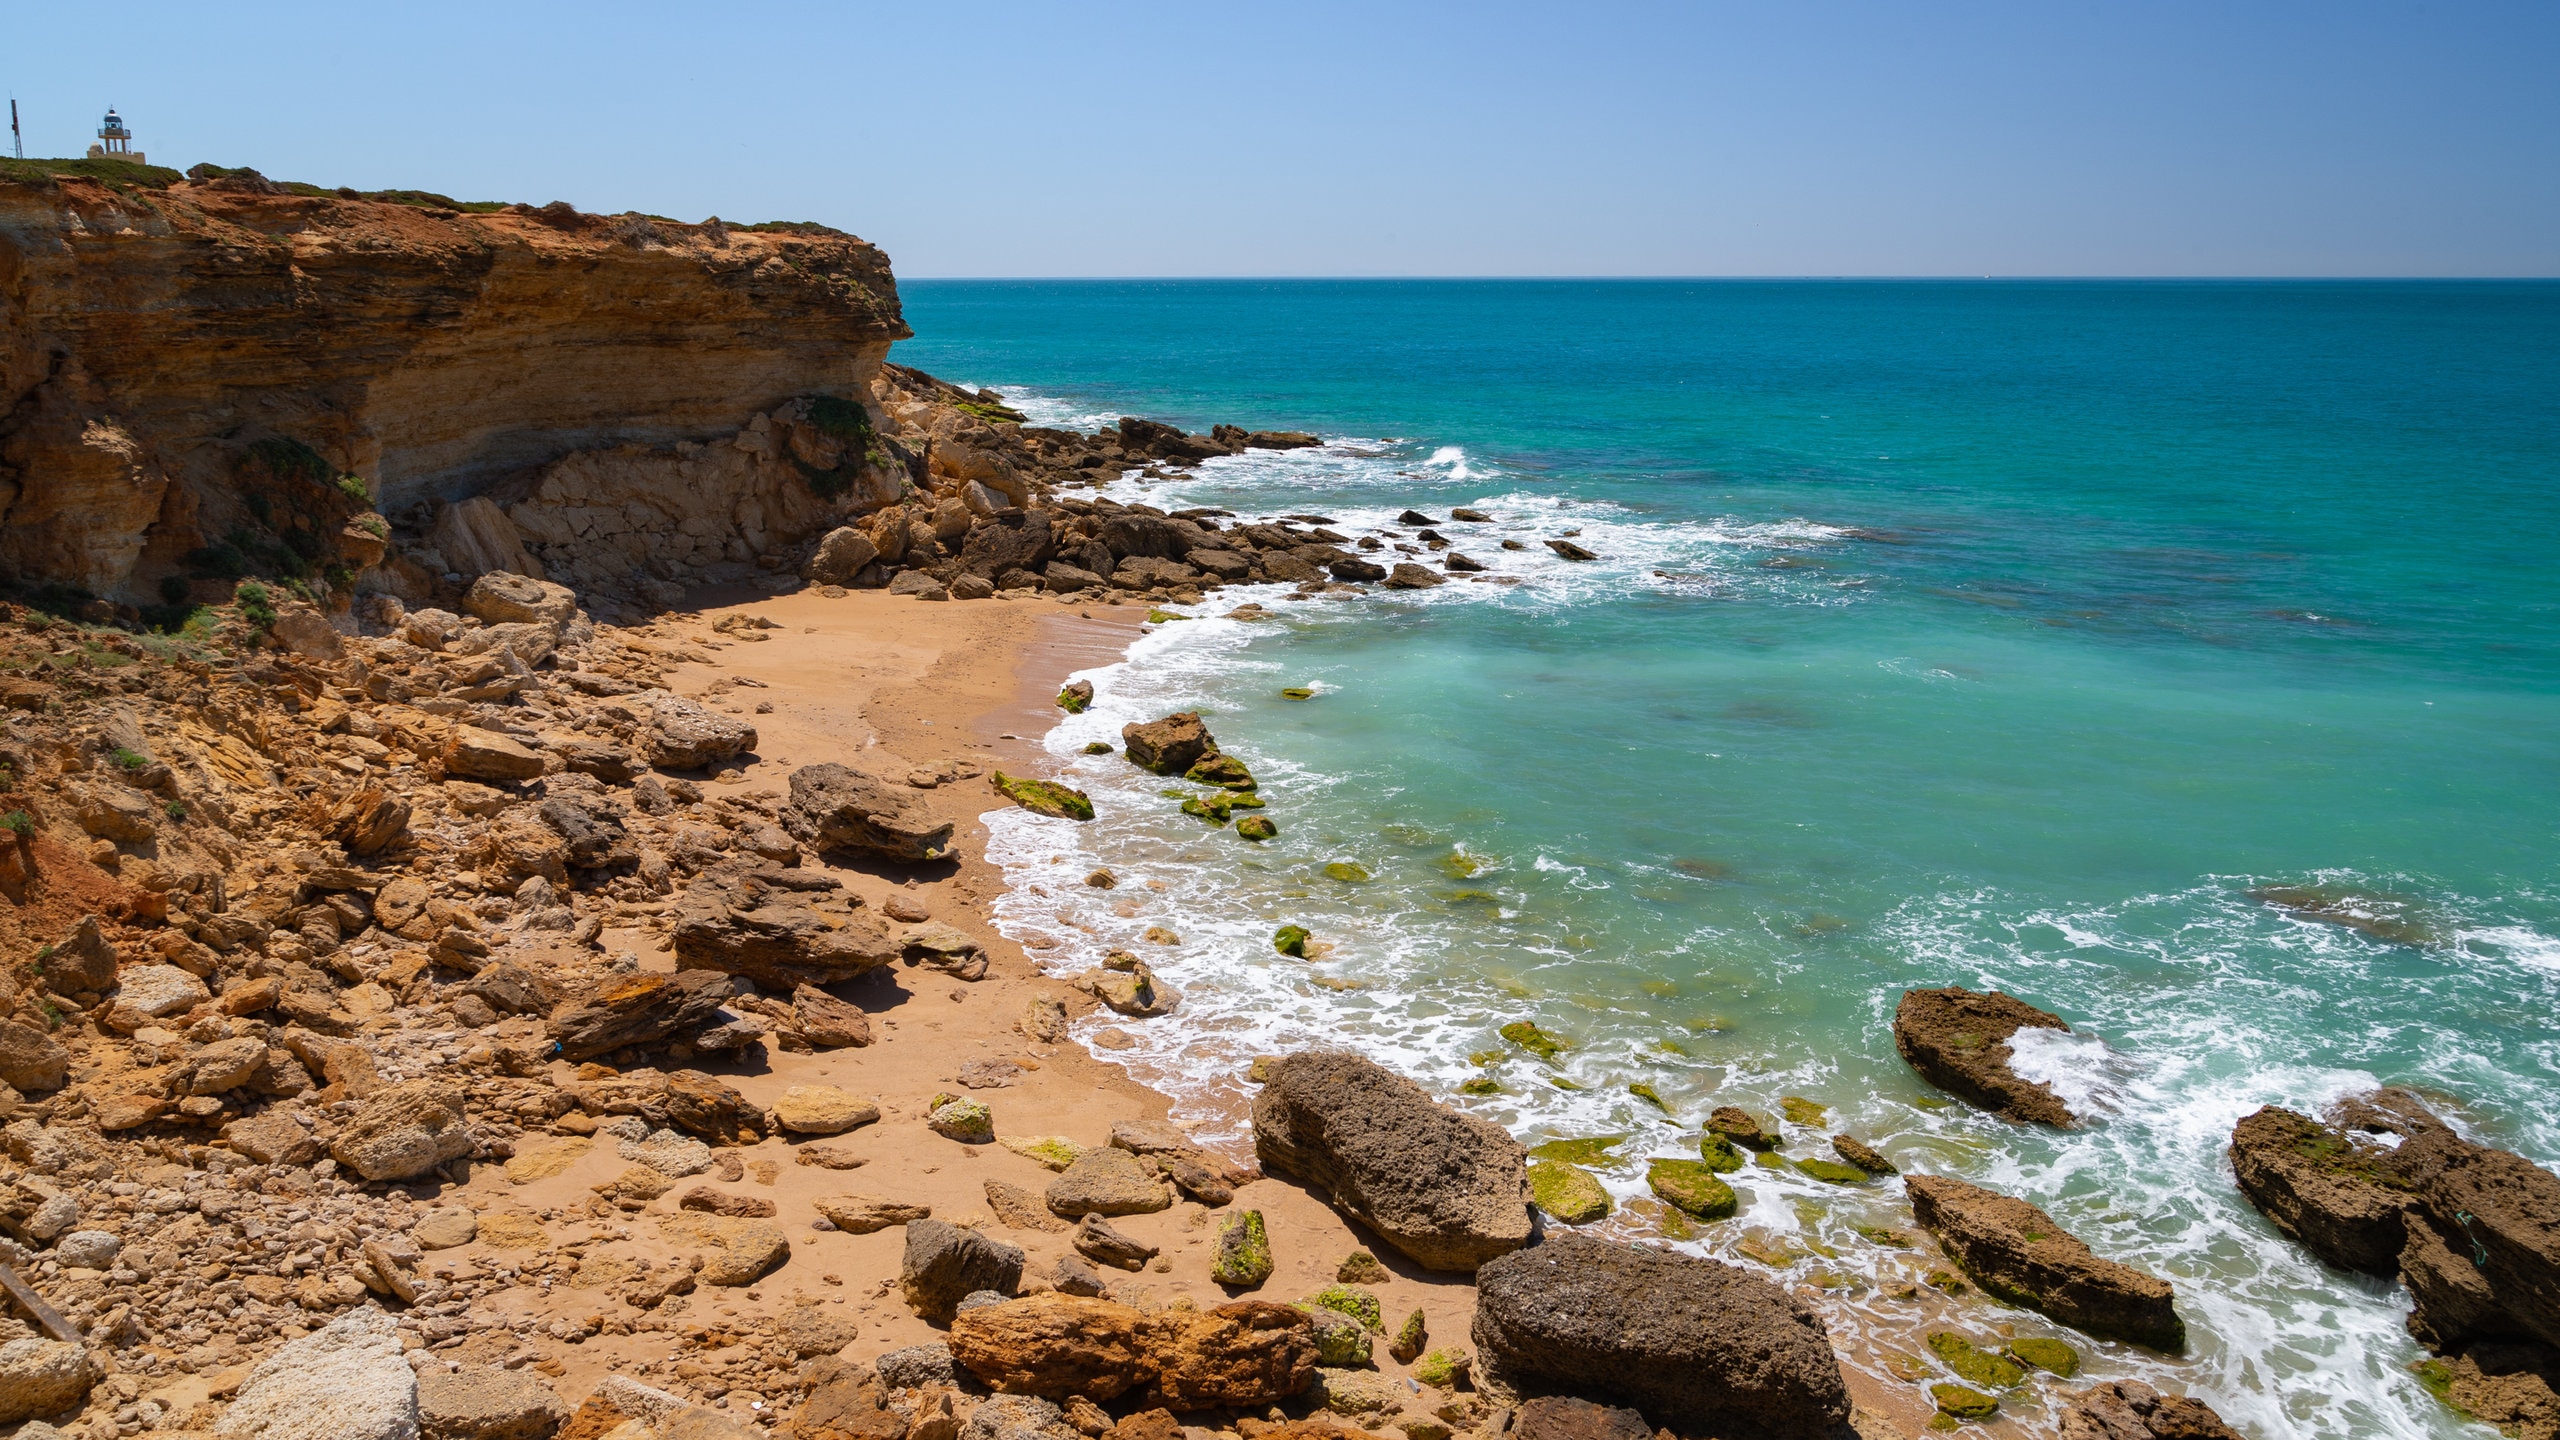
[
  {"xmin": 2391, "ymin": 1123, "xmax": 2560, "ymax": 1351},
  {"xmin": 2228, "ymin": 1105, "xmax": 2411, "ymax": 1274},
  {"xmin": 786, "ymin": 763, "xmax": 956, "ymax": 864},
  {"xmin": 329, "ymin": 1079, "xmax": 476, "ymax": 1181},
  {"xmin": 1892, "ymin": 986, "xmax": 2075, "ymax": 1125},
  {"xmin": 668, "ymin": 882, "xmax": 901, "ymax": 988},
  {"xmin": 2057, "ymin": 1380, "xmax": 2243, "ymax": 1440},
  {"xmin": 1251, "ymin": 1051, "xmax": 1532, "ymax": 1272},
  {"xmin": 1905, "ymin": 1174, "xmax": 2185, "ymax": 1351},
  {"xmin": 546, "ymin": 970, "xmax": 735, "ymax": 1062},
  {"xmin": 1121, "ymin": 714, "xmax": 1216, "ymax": 777},
  {"xmin": 946, "ymin": 1295, "xmax": 1317, "ymax": 1411},
  {"xmin": 1472, "ymin": 1235, "xmax": 1852, "ymax": 1439}
]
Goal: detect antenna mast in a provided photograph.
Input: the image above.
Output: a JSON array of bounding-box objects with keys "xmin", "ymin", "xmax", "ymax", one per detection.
[{"xmin": 10, "ymin": 100, "xmax": 21, "ymax": 162}]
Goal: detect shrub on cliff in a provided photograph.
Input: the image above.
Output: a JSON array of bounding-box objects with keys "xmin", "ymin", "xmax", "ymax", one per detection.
[{"xmin": 233, "ymin": 580, "xmax": 276, "ymax": 633}]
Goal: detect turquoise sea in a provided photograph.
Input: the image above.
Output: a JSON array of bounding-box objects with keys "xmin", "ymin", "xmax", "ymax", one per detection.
[{"xmin": 894, "ymin": 280, "xmax": 2560, "ymax": 1438}]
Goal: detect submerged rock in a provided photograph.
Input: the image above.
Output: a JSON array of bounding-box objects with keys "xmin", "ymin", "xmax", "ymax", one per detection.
[
  {"xmin": 1892, "ymin": 986, "xmax": 2077, "ymax": 1125},
  {"xmin": 1528, "ymin": 1160, "xmax": 1612, "ymax": 1225},
  {"xmin": 1645, "ymin": 1159, "xmax": 1736, "ymax": 1220},
  {"xmin": 1905, "ymin": 1174, "xmax": 2185, "ymax": 1351}
]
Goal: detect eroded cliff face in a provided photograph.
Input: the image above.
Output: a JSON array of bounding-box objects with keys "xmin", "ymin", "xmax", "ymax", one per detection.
[{"xmin": 0, "ymin": 175, "xmax": 909, "ymax": 606}]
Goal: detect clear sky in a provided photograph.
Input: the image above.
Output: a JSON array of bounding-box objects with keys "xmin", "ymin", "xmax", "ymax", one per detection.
[{"xmin": 9, "ymin": 1, "xmax": 2554, "ymax": 277}]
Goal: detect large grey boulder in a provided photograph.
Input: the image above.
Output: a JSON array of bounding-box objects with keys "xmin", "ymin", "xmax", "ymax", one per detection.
[
  {"xmin": 902, "ymin": 1219, "xmax": 1025, "ymax": 1324},
  {"xmin": 1472, "ymin": 1235, "xmax": 1851, "ymax": 1440},
  {"xmin": 1251, "ymin": 1050, "xmax": 1531, "ymax": 1271},
  {"xmin": 214, "ymin": 1307, "xmax": 418, "ymax": 1440},
  {"xmin": 785, "ymin": 763, "xmax": 957, "ymax": 864}
]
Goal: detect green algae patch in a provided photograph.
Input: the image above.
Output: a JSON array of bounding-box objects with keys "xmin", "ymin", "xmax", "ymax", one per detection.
[
  {"xmin": 1628, "ymin": 1081, "xmax": 1673, "ymax": 1114},
  {"xmin": 1211, "ymin": 1209, "xmax": 1273, "ymax": 1288},
  {"xmin": 1793, "ymin": 1157, "xmax": 1869, "ymax": 1185},
  {"xmin": 2005, "ymin": 1337, "xmax": 2079, "ymax": 1378},
  {"xmin": 1415, "ymin": 1346, "xmax": 1471, "ymax": 1389},
  {"xmin": 1697, "ymin": 1133, "xmax": 1746, "ymax": 1172},
  {"xmin": 1930, "ymin": 1384, "xmax": 1998, "ymax": 1421},
  {"xmin": 1547, "ymin": 1076, "xmax": 1586, "ymax": 1092},
  {"xmin": 1528, "ymin": 1160, "xmax": 1613, "ymax": 1225},
  {"xmin": 1236, "ymin": 814, "xmax": 1278, "ymax": 841},
  {"xmin": 1305, "ymin": 1284, "xmax": 1383, "ymax": 1331},
  {"xmin": 1336, "ymin": 1251, "xmax": 1388, "ymax": 1284},
  {"xmin": 1927, "ymin": 1333, "xmax": 2025, "ymax": 1388},
  {"xmin": 1389, "ymin": 1308, "xmax": 1428, "ymax": 1364},
  {"xmin": 1146, "ymin": 608, "xmax": 1189, "ymax": 624},
  {"xmin": 1436, "ymin": 851, "xmax": 1483, "ymax": 878},
  {"xmin": 1082, "ymin": 741, "xmax": 1115, "ymax": 755},
  {"xmin": 990, "ymin": 771, "xmax": 1094, "ymax": 821},
  {"xmin": 1056, "ymin": 684, "xmax": 1091, "ymax": 714},
  {"xmin": 1273, "ymin": 924, "xmax": 1312, "ymax": 957},
  {"xmin": 1295, "ymin": 1305, "xmax": 1371, "ymax": 1365},
  {"xmin": 1458, "ymin": 1076, "xmax": 1503, "ymax": 1096},
  {"xmin": 1186, "ymin": 751, "xmax": 1257, "ymax": 790},
  {"xmin": 1529, "ymin": 1136, "xmax": 1626, "ymax": 1166},
  {"xmin": 1323, "ymin": 861, "xmax": 1372, "ymax": 883},
  {"xmin": 1646, "ymin": 1159, "xmax": 1738, "ymax": 1220},
  {"xmin": 1500, "ymin": 1020, "xmax": 1568, "ymax": 1061},
  {"xmin": 1281, "ymin": 687, "xmax": 1316, "ymax": 700},
  {"xmin": 1780, "ymin": 1096, "xmax": 1828, "ymax": 1125},
  {"xmin": 1183, "ymin": 792, "xmax": 1262, "ymax": 824},
  {"xmin": 999, "ymin": 1135, "xmax": 1083, "ymax": 1170},
  {"xmin": 1855, "ymin": 1224, "xmax": 1913, "ymax": 1248}
]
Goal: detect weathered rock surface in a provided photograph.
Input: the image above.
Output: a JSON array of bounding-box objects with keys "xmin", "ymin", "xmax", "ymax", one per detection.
[
  {"xmin": 1472, "ymin": 1235, "xmax": 1851, "ymax": 1439},
  {"xmin": 1507, "ymin": 1397, "xmax": 1655, "ymax": 1440},
  {"xmin": 1046, "ymin": 1148, "xmax": 1172, "ymax": 1218},
  {"xmin": 0, "ymin": 1339, "xmax": 102, "ymax": 1425},
  {"xmin": 213, "ymin": 1307, "xmax": 417, "ymax": 1440},
  {"xmin": 547, "ymin": 970, "xmax": 733, "ymax": 1061},
  {"xmin": 330, "ymin": 1080, "xmax": 476, "ymax": 1181},
  {"xmin": 2228, "ymin": 1105, "xmax": 2411, "ymax": 1275},
  {"xmin": 637, "ymin": 693, "xmax": 759, "ymax": 770},
  {"xmin": 1252, "ymin": 1050, "xmax": 1531, "ymax": 1271},
  {"xmin": 417, "ymin": 1364, "xmax": 567, "ymax": 1440},
  {"xmin": 774, "ymin": 1085, "xmax": 882, "ymax": 1136},
  {"xmin": 659, "ymin": 1212, "xmax": 790, "ymax": 1285},
  {"xmin": 950, "ymin": 1296, "xmax": 1153, "ymax": 1400},
  {"xmin": 1893, "ymin": 986, "xmax": 2076, "ymax": 1125},
  {"xmin": 670, "ymin": 886, "xmax": 900, "ymax": 988},
  {"xmin": 1141, "ymin": 1302, "xmax": 1319, "ymax": 1411},
  {"xmin": 1121, "ymin": 714, "xmax": 1216, "ymax": 777},
  {"xmin": 787, "ymin": 763, "xmax": 956, "ymax": 863},
  {"xmin": 0, "ymin": 1020, "xmax": 70, "ymax": 1093},
  {"xmin": 2056, "ymin": 1379, "xmax": 2244, "ymax": 1440},
  {"xmin": 1905, "ymin": 1174, "xmax": 2185, "ymax": 1351},
  {"xmin": 2391, "ymin": 1122, "xmax": 2560, "ymax": 1351},
  {"xmin": 903, "ymin": 1219, "xmax": 1026, "ymax": 1324}
]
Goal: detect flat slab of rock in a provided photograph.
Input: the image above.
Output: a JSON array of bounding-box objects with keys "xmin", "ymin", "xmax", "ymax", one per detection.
[
  {"xmin": 658, "ymin": 1212, "xmax": 789, "ymax": 1285},
  {"xmin": 787, "ymin": 762, "xmax": 957, "ymax": 864},
  {"xmin": 2227, "ymin": 1105, "xmax": 2411, "ymax": 1275},
  {"xmin": 1893, "ymin": 986, "xmax": 2076, "ymax": 1125},
  {"xmin": 213, "ymin": 1308, "xmax": 417, "ymax": 1440},
  {"xmin": 773, "ymin": 1085, "xmax": 882, "ymax": 1135},
  {"xmin": 1472, "ymin": 1234, "xmax": 1850, "ymax": 1439},
  {"xmin": 1047, "ymin": 1147, "xmax": 1173, "ymax": 1218},
  {"xmin": 1906, "ymin": 1174, "xmax": 2185, "ymax": 1351},
  {"xmin": 416, "ymin": 1364, "xmax": 567, "ymax": 1440},
  {"xmin": 1252, "ymin": 1050, "xmax": 1531, "ymax": 1272},
  {"xmin": 670, "ymin": 886, "xmax": 900, "ymax": 988},
  {"xmin": 547, "ymin": 969, "xmax": 732, "ymax": 1061},
  {"xmin": 817, "ymin": 1195, "xmax": 932, "ymax": 1234},
  {"xmin": 639, "ymin": 692, "xmax": 758, "ymax": 769}
]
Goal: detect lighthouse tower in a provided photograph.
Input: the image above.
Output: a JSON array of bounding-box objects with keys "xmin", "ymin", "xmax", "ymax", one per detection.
[{"xmin": 87, "ymin": 109, "xmax": 144, "ymax": 166}]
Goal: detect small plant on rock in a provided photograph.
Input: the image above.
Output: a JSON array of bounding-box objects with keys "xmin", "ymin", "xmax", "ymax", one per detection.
[{"xmin": 234, "ymin": 580, "xmax": 277, "ymax": 632}]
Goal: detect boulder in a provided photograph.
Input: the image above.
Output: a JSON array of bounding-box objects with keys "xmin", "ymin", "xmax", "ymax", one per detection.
[
  {"xmin": 1892, "ymin": 986, "xmax": 2076, "ymax": 1125},
  {"xmin": 951, "ymin": 1295, "xmax": 1152, "ymax": 1400},
  {"xmin": 2227, "ymin": 1105, "xmax": 2411, "ymax": 1275},
  {"xmin": 224, "ymin": 1110, "xmax": 323, "ymax": 1167},
  {"xmin": 1073, "ymin": 1214, "xmax": 1159, "ymax": 1272},
  {"xmin": 1251, "ymin": 1050, "xmax": 1532, "ymax": 1272},
  {"xmin": 903, "ymin": 1219, "xmax": 1026, "ymax": 1324},
  {"xmin": 49, "ymin": 916, "xmax": 123, "ymax": 993},
  {"xmin": 1472, "ymin": 1235, "xmax": 1850, "ymax": 1439},
  {"xmin": 333, "ymin": 786, "xmax": 412, "ymax": 857},
  {"xmin": 444, "ymin": 728, "xmax": 548, "ymax": 783},
  {"xmin": 0, "ymin": 1021, "xmax": 69, "ymax": 1093},
  {"xmin": 213, "ymin": 1308, "xmax": 417, "ymax": 1440},
  {"xmin": 1046, "ymin": 1148, "xmax": 1172, "ymax": 1218},
  {"xmin": 958, "ymin": 512, "xmax": 1059, "ymax": 582},
  {"xmin": 786, "ymin": 762, "xmax": 957, "ymax": 863},
  {"xmin": 463, "ymin": 572, "xmax": 580, "ymax": 631},
  {"xmin": 793, "ymin": 984, "xmax": 874, "ymax": 1048},
  {"xmin": 992, "ymin": 772, "xmax": 1095, "ymax": 821},
  {"xmin": 1905, "ymin": 1174, "xmax": 2184, "ymax": 1351},
  {"xmin": 774, "ymin": 1085, "xmax": 882, "ymax": 1135},
  {"xmin": 658, "ymin": 1212, "xmax": 789, "ymax": 1285},
  {"xmin": 102, "ymin": 963, "xmax": 211, "ymax": 1031},
  {"xmin": 670, "ymin": 888, "xmax": 901, "ymax": 988},
  {"xmin": 963, "ymin": 1394, "xmax": 1077, "ymax": 1440},
  {"xmin": 417, "ymin": 1364, "xmax": 567, "ymax": 1440},
  {"xmin": 663, "ymin": 1071, "xmax": 758, "ymax": 1143},
  {"xmin": 0, "ymin": 1339, "xmax": 101, "ymax": 1425},
  {"xmin": 1142, "ymin": 1302, "xmax": 1318, "ymax": 1411},
  {"xmin": 1121, "ymin": 714, "xmax": 1217, "ymax": 777},
  {"xmin": 1508, "ymin": 1397, "xmax": 1654, "ymax": 1440},
  {"xmin": 638, "ymin": 693, "xmax": 758, "ymax": 770},
  {"xmin": 1384, "ymin": 563, "xmax": 1447, "ymax": 590},
  {"xmin": 2390, "ymin": 1123, "xmax": 2560, "ymax": 1350},
  {"xmin": 331, "ymin": 1080, "xmax": 476, "ymax": 1181},
  {"xmin": 806, "ymin": 527, "xmax": 883, "ymax": 585},
  {"xmin": 547, "ymin": 970, "xmax": 733, "ymax": 1061},
  {"xmin": 2056, "ymin": 1380, "xmax": 2244, "ymax": 1440}
]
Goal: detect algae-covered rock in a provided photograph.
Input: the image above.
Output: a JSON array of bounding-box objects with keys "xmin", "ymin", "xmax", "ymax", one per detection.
[
  {"xmin": 1780, "ymin": 1096, "xmax": 1828, "ymax": 1126},
  {"xmin": 1237, "ymin": 814, "xmax": 1278, "ymax": 841},
  {"xmin": 1323, "ymin": 861, "xmax": 1371, "ymax": 883},
  {"xmin": 1697, "ymin": 1133, "xmax": 1746, "ymax": 1172},
  {"xmin": 1186, "ymin": 752, "xmax": 1257, "ymax": 790},
  {"xmin": 1337, "ymin": 1251, "xmax": 1388, "ymax": 1284},
  {"xmin": 1926, "ymin": 1332, "xmax": 2025, "ymax": 1388},
  {"xmin": 1123, "ymin": 712, "xmax": 1217, "ymax": 775},
  {"xmin": 1529, "ymin": 1160, "xmax": 1613, "ymax": 1225},
  {"xmin": 1628, "ymin": 1081, "xmax": 1672, "ymax": 1114},
  {"xmin": 1500, "ymin": 1021, "xmax": 1567, "ymax": 1061},
  {"xmin": 1082, "ymin": 741, "xmax": 1114, "ymax": 755},
  {"xmin": 1530, "ymin": 1136, "xmax": 1626, "ymax": 1166},
  {"xmin": 1306, "ymin": 1285, "xmax": 1383, "ymax": 1331},
  {"xmin": 1057, "ymin": 679, "xmax": 1094, "ymax": 713},
  {"xmin": 1459, "ymin": 1077, "xmax": 1502, "ymax": 1096},
  {"xmin": 1000, "ymin": 1135, "xmax": 1083, "ymax": 1170},
  {"xmin": 1708, "ymin": 1106, "xmax": 1775, "ymax": 1150},
  {"xmin": 1213, "ymin": 1209, "xmax": 1274, "ymax": 1288},
  {"xmin": 1931, "ymin": 1383, "xmax": 1999, "ymax": 1420},
  {"xmin": 991, "ymin": 771, "xmax": 1095, "ymax": 821},
  {"xmin": 2005, "ymin": 1336, "xmax": 2079, "ymax": 1377},
  {"xmin": 1274, "ymin": 925, "xmax": 1312, "ymax": 958},
  {"xmin": 1389, "ymin": 1309, "xmax": 1427, "ymax": 1364},
  {"xmin": 1794, "ymin": 1158, "xmax": 1869, "ymax": 1185},
  {"xmin": 1297, "ymin": 1305, "xmax": 1372, "ymax": 1366},
  {"xmin": 927, "ymin": 1093, "xmax": 994, "ymax": 1143},
  {"xmin": 1646, "ymin": 1159, "xmax": 1738, "ymax": 1220},
  {"xmin": 1414, "ymin": 1346, "xmax": 1471, "ymax": 1389},
  {"xmin": 1281, "ymin": 687, "xmax": 1315, "ymax": 700}
]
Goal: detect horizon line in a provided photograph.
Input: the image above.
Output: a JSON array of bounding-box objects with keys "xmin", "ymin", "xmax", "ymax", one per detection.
[{"xmin": 896, "ymin": 273, "xmax": 2560, "ymax": 283}]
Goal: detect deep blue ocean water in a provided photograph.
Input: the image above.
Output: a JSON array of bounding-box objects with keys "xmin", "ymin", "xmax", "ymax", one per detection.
[{"xmin": 894, "ymin": 280, "xmax": 2560, "ymax": 1438}]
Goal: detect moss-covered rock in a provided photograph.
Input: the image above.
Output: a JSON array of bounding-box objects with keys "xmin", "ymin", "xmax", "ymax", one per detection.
[
  {"xmin": 1458, "ymin": 1076, "xmax": 1502, "ymax": 1096},
  {"xmin": 1528, "ymin": 1160, "xmax": 1612, "ymax": 1225},
  {"xmin": 1081, "ymin": 741, "xmax": 1114, "ymax": 755},
  {"xmin": 1500, "ymin": 1020, "xmax": 1567, "ymax": 1061},
  {"xmin": 1628, "ymin": 1080, "xmax": 1673, "ymax": 1114},
  {"xmin": 1056, "ymin": 679, "xmax": 1094, "ymax": 713},
  {"xmin": 1273, "ymin": 924, "xmax": 1312, "ymax": 957},
  {"xmin": 1707, "ymin": 1106, "xmax": 1775, "ymax": 1150},
  {"xmin": 1336, "ymin": 1251, "xmax": 1388, "ymax": 1284},
  {"xmin": 990, "ymin": 770, "xmax": 1095, "ymax": 821},
  {"xmin": 1930, "ymin": 1383, "xmax": 1998, "ymax": 1421},
  {"xmin": 1793, "ymin": 1158, "xmax": 1869, "ymax": 1185},
  {"xmin": 1236, "ymin": 814, "xmax": 1278, "ymax": 841},
  {"xmin": 1832, "ymin": 1133, "xmax": 1897, "ymax": 1175},
  {"xmin": 1780, "ymin": 1096, "xmax": 1827, "ymax": 1126},
  {"xmin": 925, "ymin": 1094, "xmax": 993, "ymax": 1143},
  {"xmin": 1186, "ymin": 751, "xmax": 1257, "ymax": 790},
  {"xmin": 1926, "ymin": 1332, "xmax": 2025, "ymax": 1388},
  {"xmin": 998, "ymin": 1135, "xmax": 1082, "ymax": 1170},
  {"xmin": 1414, "ymin": 1346, "xmax": 1472, "ymax": 1389},
  {"xmin": 1697, "ymin": 1133, "xmax": 1746, "ymax": 1172},
  {"xmin": 1529, "ymin": 1135, "xmax": 1625, "ymax": 1166},
  {"xmin": 1646, "ymin": 1158, "xmax": 1738, "ymax": 1220},
  {"xmin": 1212, "ymin": 1209, "xmax": 1273, "ymax": 1288},
  {"xmin": 1389, "ymin": 1308, "xmax": 1427, "ymax": 1364},
  {"xmin": 1323, "ymin": 861, "xmax": 1371, "ymax": 883},
  {"xmin": 2004, "ymin": 1337, "xmax": 2079, "ymax": 1377},
  {"xmin": 1295, "ymin": 1304, "xmax": 1372, "ymax": 1365},
  {"xmin": 1281, "ymin": 687, "xmax": 1315, "ymax": 700},
  {"xmin": 1547, "ymin": 1076, "xmax": 1586, "ymax": 1092},
  {"xmin": 1306, "ymin": 1284, "xmax": 1383, "ymax": 1330}
]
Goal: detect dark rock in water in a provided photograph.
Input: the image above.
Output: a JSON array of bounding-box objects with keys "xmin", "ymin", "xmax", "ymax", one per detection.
[
  {"xmin": 1443, "ymin": 551, "xmax": 1486, "ymax": 573},
  {"xmin": 1905, "ymin": 1174, "xmax": 2185, "ymax": 1351},
  {"xmin": 786, "ymin": 762, "xmax": 957, "ymax": 863},
  {"xmin": 2056, "ymin": 1379, "xmax": 2244, "ymax": 1440},
  {"xmin": 1252, "ymin": 1050, "xmax": 1532, "ymax": 1272},
  {"xmin": 1384, "ymin": 562, "xmax": 1447, "ymax": 589},
  {"xmin": 2247, "ymin": 882, "xmax": 2442, "ymax": 948},
  {"xmin": 1545, "ymin": 539, "xmax": 1598, "ymax": 561},
  {"xmin": 1245, "ymin": 431, "xmax": 1320, "ymax": 450},
  {"xmin": 1327, "ymin": 558, "xmax": 1387, "ymax": 583},
  {"xmin": 1832, "ymin": 1134, "xmax": 1896, "ymax": 1175},
  {"xmin": 2390, "ymin": 1124, "xmax": 2560, "ymax": 1351},
  {"xmin": 1892, "ymin": 986, "xmax": 2076, "ymax": 1125},
  {"xmin": 1507, "ymin": 1397, "xmax": 1653, "ymax": 1440},
  {"xmin": 1450, "ymin": 508, "xmax": 1493, "ymax": 522},
  {"xmin": 1396, "ymin": 510, "xmax": 1440, "ymax": 526},
  {"xmin": 1471, "ymin": 1234, "xmax": 1851, "ymax": 1439},
  {"xmin": 1707, "ymin": 1106, "xmax": 1775, "ymax": 1151},
  {"xmin": 2227, "ymin": 1105, "xmax": 2411, "ymax": 1275},
  {"xmin": 1122, "ymin": 713, "xmax": 1217, "ymax": 776}
]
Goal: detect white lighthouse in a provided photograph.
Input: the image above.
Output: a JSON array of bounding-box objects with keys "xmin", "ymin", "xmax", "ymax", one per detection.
[{"xmin": 87, "ymin": 108, "xmax": 144, "ymax": 166}]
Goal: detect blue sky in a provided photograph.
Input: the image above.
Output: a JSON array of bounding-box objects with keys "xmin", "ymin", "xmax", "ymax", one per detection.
[{"xmin": 9, "ymin": 1, "xmax": 2554, "ymax": 276}]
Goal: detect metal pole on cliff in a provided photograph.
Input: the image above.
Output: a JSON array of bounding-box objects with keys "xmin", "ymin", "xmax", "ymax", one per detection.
[{"xmin": 10, "ymin": 99, "xmax": 22, "ymax": 161}]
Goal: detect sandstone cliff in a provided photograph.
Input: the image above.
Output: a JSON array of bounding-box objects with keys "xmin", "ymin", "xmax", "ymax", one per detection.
[{"xmin": 0, "ymin": 171, "xmax": 909, "ymax": 608}]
